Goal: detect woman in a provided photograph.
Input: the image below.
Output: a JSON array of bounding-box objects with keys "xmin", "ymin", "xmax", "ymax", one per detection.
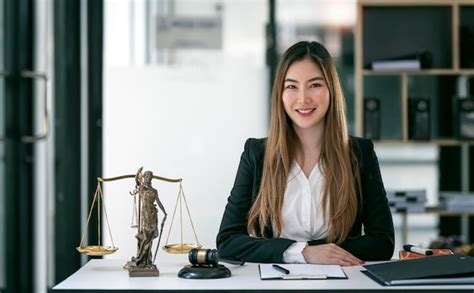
[{"xmin": 216, "ymin": 41, "xmax": 394, "ymax": 265}]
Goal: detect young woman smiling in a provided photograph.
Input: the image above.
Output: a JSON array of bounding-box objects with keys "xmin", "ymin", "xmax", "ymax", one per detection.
[{"xmin": 217, "ymin": 41, "xmax": 394, "ymax": 265}]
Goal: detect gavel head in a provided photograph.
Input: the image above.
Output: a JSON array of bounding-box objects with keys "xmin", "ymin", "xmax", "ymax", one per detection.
[{"xmin": 188, "ymin": 248, "xmax": 219, "ymax": 267}]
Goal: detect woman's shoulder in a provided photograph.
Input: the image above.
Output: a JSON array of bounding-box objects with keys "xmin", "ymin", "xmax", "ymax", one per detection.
[
  {"xmin": 243, "ymin": 137, "xmax": 267, "ymax": 159},
  {"xmin": 349, "ymin": 136, "xmax": 375, "ymax": 162},
  {"xmin": 244, "ymin": 137, "xmax": 267, "ymax": 147},
  {"xmin": 349, "ymin": 135, "xmax": 374, "ymax": 150}
]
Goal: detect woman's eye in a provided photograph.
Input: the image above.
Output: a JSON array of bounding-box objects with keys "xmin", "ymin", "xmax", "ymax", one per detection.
[
  {"xmin": 285, "ymin": 84, "xmax": 296, "ymax": 89},
  {"xmin": 310, "ymin": 83, "xmax": 322, "ymax": 88}
]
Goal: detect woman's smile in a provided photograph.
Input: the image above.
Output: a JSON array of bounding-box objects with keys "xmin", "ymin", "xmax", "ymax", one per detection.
[{"xmin": 295, "ymin": 107, "xmax": 316, "ymax": 117}]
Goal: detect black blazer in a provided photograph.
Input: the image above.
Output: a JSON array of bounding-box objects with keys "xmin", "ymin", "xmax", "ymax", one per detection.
[{"xmin": 216, "ymin": 136, "xmax": 394, "ymax": 263}]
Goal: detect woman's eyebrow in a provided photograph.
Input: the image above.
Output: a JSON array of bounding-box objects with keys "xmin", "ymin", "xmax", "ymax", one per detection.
[
  {"xmin": 307, "ymin": 76, "xmax": 324, "ymax": 82},
  {"xmin": 284, "ymin": 76, "xmax": 324, "ymax": 83}
]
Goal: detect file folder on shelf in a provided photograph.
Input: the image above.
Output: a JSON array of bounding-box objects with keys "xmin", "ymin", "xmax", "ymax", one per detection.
[{"xmin": 363, "ymin": 254, "xmax": 474, "ymax": 286}]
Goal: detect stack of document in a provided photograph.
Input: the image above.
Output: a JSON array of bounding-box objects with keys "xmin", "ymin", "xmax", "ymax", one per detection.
[
  {"xmin": 440, "ymin": 192, "xmax": 474, "ymax": 212},
  {"xmin": 372, "ymin": 59, "xmax": 421, "ymax": 71},
  {"xmin": 386, "ymin": 189, "xmax": 426, "ymax": 213},
  {"xmin": 369, "ymin": 51, "xmax": 432, "ymax": 71}
]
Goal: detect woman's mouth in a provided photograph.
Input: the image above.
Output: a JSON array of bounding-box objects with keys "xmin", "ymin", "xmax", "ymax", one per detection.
[{"xmin": 296, "ymin": 108, "xmax": 316, "ymax": 117}]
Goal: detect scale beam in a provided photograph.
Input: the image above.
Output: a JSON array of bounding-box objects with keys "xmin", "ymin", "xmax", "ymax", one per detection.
[{"xmin": 98, "ymin": 175, "xmax": 182, "ymax": 183}]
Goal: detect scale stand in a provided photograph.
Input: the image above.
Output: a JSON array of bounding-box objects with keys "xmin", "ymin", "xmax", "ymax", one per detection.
[{"xmin": 76, "ymin": 167, "xmax": 202, "ymax": 278}]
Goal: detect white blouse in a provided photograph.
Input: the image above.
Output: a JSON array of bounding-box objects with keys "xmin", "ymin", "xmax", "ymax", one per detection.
[{"xmin": 280, "ymin": 161, "xmax": 329, "ymax": 263}]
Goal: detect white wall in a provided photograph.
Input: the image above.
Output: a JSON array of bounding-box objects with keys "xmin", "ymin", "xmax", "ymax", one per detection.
[
  {"xmin": 103, "ymin": 0, "xmax": 269, "ymax": 260},
  {"xmin": 103, "ymin": 64, "xmax": 268, "ymax": 260},
  {"xmin": 277, "ymin": 0, "xmax": 356, "ymax": 26}
]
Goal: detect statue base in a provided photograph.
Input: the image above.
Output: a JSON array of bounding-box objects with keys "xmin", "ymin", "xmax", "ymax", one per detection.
[
  {"xmin": 123, "ymin": 259, "xmax": 136, "ymax": 270},
  {"xmin": 128, "ymin": 263, "xmax": 160, "ymax": 277}
]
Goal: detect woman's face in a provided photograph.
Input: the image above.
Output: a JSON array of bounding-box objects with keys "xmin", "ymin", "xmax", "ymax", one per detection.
[{"xmin": 282, "ymin": 57, "xmax": 330, "ymax": 133}]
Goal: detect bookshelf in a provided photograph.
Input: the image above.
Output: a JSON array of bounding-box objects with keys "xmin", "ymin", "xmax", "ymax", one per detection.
[
  {"xmin": 355, "ymin": 0, "xmax": 474, "ymax": 143},
  {"xmin": 355, "ymin": 0, "xmax": 474, "ymax": 245}
]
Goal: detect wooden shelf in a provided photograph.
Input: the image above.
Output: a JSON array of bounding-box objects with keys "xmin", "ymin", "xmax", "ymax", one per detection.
[
  {"xmin": 394, "ymin": 206, "xmax": 474, "ymax": 215},
  {"xmin": 360, "ymin": 0, "xmax": 471, "ymax": 5},
  {"xmin": 362, "ymin": 69, "xmax": 474, "ymax": 76},
  {"xmin": 395, "ymin": 206, "xmax": 474, "ymax": 245},
  {"xmin": 374, "ymin": 139, "xmax": 474, "ymax": 145}
]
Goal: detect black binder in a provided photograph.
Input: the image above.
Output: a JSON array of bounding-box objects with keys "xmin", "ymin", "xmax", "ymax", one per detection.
[
  {"xmin": 454, "ymin": 97, "xmax": 474, "ymax": 139},
  {"xmin": 408, "ymin": 98, "xmax": 430, "ymax": 140},
  {"xmin": 364, "ymin": 98, "xmax": 380, "ymax": 140},
  {"xmin": 363, "ymin": 254, "xmax": 474, "ymax": 286}
]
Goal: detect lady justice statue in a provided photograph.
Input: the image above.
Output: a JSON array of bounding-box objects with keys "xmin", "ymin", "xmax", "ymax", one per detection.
[{"xmin": 126, "ymin": 167, "xmax": 167, "ymax": 277}]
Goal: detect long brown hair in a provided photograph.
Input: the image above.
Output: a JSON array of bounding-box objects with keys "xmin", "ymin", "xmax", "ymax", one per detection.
[{"xmin": 247, "ymin": 41, "xmax": 361, "ymax": 244}]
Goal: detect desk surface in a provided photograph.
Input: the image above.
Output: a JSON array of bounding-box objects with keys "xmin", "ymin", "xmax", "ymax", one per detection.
[{"xmin": 53, "ymin": 255, "xmax": 474, "ymax": 292}]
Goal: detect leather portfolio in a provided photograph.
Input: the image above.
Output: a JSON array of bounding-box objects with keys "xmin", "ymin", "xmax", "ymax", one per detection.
[{"xmin": 363, "ymin": 254, "xmax": 474, "ymax": 286}]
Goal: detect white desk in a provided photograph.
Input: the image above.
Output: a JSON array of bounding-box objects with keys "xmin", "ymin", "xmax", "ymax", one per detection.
[{"xmin": 53, "ymin": 254, "xmax": 474, "ymax": 292}]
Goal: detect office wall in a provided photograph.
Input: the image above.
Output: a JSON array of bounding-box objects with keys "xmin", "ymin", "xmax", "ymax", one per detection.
[
  {"xmin": 103, "ymin": 0, "xmax": 268, "ymax": 260},
  {"xmin": 103, "ymin": 64, "xmax": 268, "ymax": 260}
]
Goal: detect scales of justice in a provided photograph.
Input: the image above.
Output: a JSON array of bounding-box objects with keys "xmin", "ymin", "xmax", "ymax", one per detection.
[{"xmin": 76, "ymin": 167, "xmax": 202, "ymax": 277}]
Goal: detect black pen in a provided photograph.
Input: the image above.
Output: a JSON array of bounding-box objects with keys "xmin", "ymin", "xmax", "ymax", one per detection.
[{"xmin": 272, "ymin": 264, "xmax": 290, "ymax": 274}]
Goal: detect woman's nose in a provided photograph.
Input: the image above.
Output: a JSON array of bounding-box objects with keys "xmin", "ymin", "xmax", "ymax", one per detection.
[{"xmin": 297, "ymin": 89, "xmax": 311, "ymax": 103}]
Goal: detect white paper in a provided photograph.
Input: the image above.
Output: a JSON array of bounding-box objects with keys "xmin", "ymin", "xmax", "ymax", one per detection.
[{"xmin": 259, "ymin": 264, "xmax": 346, "ymax": 280}]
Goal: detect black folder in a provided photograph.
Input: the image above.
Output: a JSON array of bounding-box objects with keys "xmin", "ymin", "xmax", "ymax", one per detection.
[{"xmin": 363, "ymin": 254, "xmax": 474, "ymax": 286}]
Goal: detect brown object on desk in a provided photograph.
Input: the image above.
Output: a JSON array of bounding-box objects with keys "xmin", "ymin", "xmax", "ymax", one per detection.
[{"xmin": 399, "ymin": 249, "xmax": 453, "ymax": 260}]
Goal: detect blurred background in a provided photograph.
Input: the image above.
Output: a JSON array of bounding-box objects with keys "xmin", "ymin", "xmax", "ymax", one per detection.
[{"xmin": 1, "ymin": 0, "xmax": 473, "ymax": 292}]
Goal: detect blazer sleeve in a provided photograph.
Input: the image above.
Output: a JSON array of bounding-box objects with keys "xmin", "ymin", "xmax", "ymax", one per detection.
[
  {"xmin": 339, "ymin": 139, "xmax": 395, "ymax": 260},
  {"xmin": 216, "ymin": 138, "xmax": 296, "ymax": 263}
]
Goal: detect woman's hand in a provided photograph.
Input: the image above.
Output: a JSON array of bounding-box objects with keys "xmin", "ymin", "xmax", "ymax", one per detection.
[{"xmin": 302, "ymin": 243, "xmax": 364, "ymax": 266}]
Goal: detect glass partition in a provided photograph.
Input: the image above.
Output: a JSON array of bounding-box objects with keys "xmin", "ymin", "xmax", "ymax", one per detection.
[{"xmin": 103, "ymin": 0, "xmax": 269, "ymax": 259}]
